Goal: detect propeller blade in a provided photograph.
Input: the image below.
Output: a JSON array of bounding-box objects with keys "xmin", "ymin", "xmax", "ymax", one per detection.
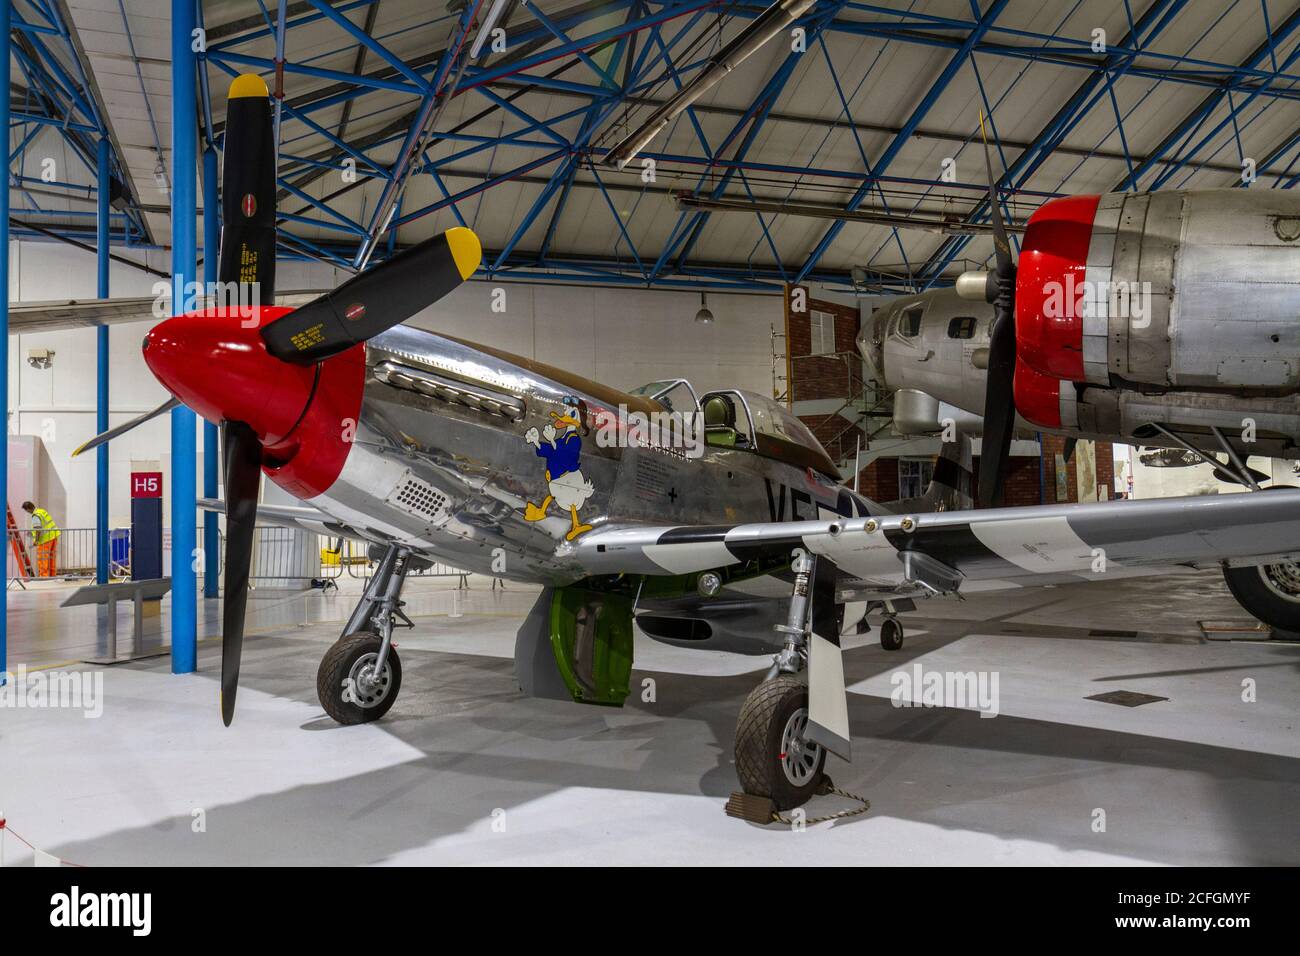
[
  {"xmin": 1062, "ymin": 436, "xmax": 1078, "ymax": 464},
  {"xmin": 220, "ymin": 420, "xmax": 262, "ymax": 726},
  {"xmin": 218, "ymin": 74, "xmax": 277, "ymax": 302},
  {"xmin": 975, "ymin": 112, "xmax": 1019, "ymax": 507},
  {"xmin": 978, "ymin": 112, "xmax": 1013, "ymax": 276},
  {"xmin": 978, "ymin": 299, "xmax": 1017, "ymax": 507},
  {"xmin": 71, "ymin": 397, "xmax": 181, "ymax": 457},
  {"xmin": 260, "ymin": 227, "xmax": 481, "ymax": 365}
]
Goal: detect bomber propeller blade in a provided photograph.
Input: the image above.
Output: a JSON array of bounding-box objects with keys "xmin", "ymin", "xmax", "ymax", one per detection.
[{"xmin": 975, "ymin": 114, "xmax": 1019, "ymax": 508}]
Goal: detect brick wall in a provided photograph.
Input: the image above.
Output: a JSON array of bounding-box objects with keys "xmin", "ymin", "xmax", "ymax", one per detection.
[
  {"xmin": 785, "ymin": 285, "xmax": 860, "ymax": 404},
  {"xmin": 854, "ymin": 436, "xmax": 1114, "ymax": 507}
]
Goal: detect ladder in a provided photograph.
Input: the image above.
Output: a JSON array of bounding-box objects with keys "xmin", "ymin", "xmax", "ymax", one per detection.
[{"xmin": 6, "ymin": 503, "xmax": 36, "ymax": 579}]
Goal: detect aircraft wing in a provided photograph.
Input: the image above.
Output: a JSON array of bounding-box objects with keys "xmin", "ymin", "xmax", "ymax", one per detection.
[
  {"xmin": 7, "ymin": 291, "xmax": 322, "ymax": 334},
  {"xmin": 569, "ymin": 489, "xmax": 1300, "ymax": 591},
  {"xmin": 197, "ymin": 497, "xmax": 368, "ymax": 541}
]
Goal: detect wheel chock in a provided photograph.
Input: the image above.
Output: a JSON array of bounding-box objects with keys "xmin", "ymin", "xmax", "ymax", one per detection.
[{"xmin": 724, "ymin": 791, "xmax": 776, "ymax": 824}]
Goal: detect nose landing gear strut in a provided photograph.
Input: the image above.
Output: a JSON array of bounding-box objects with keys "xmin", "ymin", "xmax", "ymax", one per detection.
[{"xmin": 317, "ymin": 543, "xmax": 416, "ymax": 724}]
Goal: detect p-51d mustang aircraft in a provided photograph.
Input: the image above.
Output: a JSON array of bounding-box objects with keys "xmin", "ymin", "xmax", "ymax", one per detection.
[{"xmin": 78, "ymin": 77, "xmax": 1300, "ymax": 813}]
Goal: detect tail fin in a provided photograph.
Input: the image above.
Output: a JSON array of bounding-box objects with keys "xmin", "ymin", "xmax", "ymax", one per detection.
[
  {"xmin": 872, "ymin": 433, "xmax": 977, "ymax": 515},
  {"xmin": 923, "ymin": 432, "xmax": 974, "ymax": 511}
]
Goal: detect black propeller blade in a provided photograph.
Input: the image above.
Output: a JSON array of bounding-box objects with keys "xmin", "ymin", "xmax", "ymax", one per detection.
[
  {"xmin": 214, "ymin": 75, "xmax": 278, "ymax": 725},
  {"xmin": 975, "ymin": 114, "xmax": 1019, "ymax": 508},
  {"xmin": 69, "ymin": 75, "xmax": 278, "ymax": 463},
  {"xmin": 220, "ymin": 420, "xmax": 262, "ymax": 726},
  {"xmin": 71, "ymin": 397, "xmax": 181, "ymax": 458},
  {"xmin": 219, "ymin": 73, "xmax": 277, "ymax": 302},
  {"xmin": 260, "ymin": 227, "xmax": 481, "ymax": 365}
]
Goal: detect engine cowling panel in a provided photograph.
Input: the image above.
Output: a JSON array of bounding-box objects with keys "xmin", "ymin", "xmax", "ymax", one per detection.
[{"xmin": 1015, "ymin": 189, "xmax": 1300, "ymax": 395}]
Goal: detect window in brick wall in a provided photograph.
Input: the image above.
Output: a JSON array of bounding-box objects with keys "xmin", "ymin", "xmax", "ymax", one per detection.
[
  {"xmin": 810, "ymin": 309, "xmax": 835, "ymax": 355},
  {"xmin": 898, "ymin": 457, "xmax": 934, "ymax": 499}
]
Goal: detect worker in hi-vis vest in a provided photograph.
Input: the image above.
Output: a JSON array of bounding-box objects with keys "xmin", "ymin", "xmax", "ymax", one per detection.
[{"xmin": 22, "ymin": 500, "xmax": 60, "ymax": 577}]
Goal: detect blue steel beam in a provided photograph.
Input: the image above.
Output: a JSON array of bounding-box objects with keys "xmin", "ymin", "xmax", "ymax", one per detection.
[
  {"xmin": 348, "ymin": 1, "xmax": 480, "ymax": 269},
  {"xmin": 794, "ymin": 0, "xmax": 1010, "ymax": 284},
  {"xmin": 171, "ymin": 0, "xmax": 199, "ymax": 676},
  {"xmin": 917, "ymin": 0, "xmax": 1186, "ymax": 281},
  {"xmin": 203, "ymin": 146, "xmax": 220, "ymax": 600},
  {"xmin": 658, "ymin": 1, "xmax": 852, "ymax": 279},
  {"xmin": 96, "ymin": 137, "xmax": 110, "ymax": 586},
  {"xmin": 1147, "ymin": 28, "xmax": 1300, "ymax": 190},
  {"xmin": 1, "ymin": 0, "xmax": 10, "ymax": 681},
  {"xmin": 1113, "ymin": 3, "xmax": 1300, "ymax": 191}
]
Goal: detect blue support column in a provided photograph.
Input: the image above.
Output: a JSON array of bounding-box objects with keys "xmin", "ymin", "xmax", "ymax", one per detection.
[
  {"xmin": 1, "ymin": 0, "xmax": 10, "ymax": 683},
  {"xmin": 171, "ymin": 0, "xmax": 198, "ymax": 674},
  {"xmin": 96, "ymin": 138, "xmax": 111, "ymax": 584},
  {"xmin": 202, "ymin": 146, "xmax": 219, "ymax": 599}
]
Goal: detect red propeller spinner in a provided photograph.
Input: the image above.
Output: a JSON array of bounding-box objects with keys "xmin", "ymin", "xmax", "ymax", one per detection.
[{"xmin": 143, "ymin": 305, "xmax": 366, "ymax": 500}]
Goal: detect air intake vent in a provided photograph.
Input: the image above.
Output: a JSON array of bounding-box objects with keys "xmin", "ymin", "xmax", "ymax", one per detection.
[{"xmin": 386, "ymin": 470, "xmax": 451, "ymax": 525}]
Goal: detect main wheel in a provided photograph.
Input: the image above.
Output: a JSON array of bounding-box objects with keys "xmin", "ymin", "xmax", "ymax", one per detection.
[
  {"xmin": 1223, "ymin": 563, "xmax": 1300, "ymax": 633},
  {"xmin": 317, "ymin": 633, "xmax": 402, "ymax": 725},
  {"xmin": 734, "ymin": 674, "xmax": 827, "ymax": 811},
  {"xmin": 880, "ymin": 616, "xmax": 904, "ymax": 650}
]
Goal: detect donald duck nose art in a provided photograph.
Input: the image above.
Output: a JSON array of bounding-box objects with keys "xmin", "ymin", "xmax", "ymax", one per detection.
[{"xmin": 524, "ymin": 396, "xmax": 596, "ymax": 540}]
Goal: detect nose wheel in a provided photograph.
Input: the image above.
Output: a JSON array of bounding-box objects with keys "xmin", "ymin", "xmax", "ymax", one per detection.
[{"xmin": 317, "ymin": 633, "xmax": 403, "ymax": 724}]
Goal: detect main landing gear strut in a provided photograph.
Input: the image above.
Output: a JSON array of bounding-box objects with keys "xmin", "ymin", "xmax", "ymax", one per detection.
[
  {"xmin": 1149, "ymin": 423, "xmax": 1300, "ymax": 633},
  {"xmin": 728, "ymin": 548, "xmax": 837, "ymax": 811},
  {"xmin": 317, "ymin": 543, "xmax": 415, "ymax": 724}
]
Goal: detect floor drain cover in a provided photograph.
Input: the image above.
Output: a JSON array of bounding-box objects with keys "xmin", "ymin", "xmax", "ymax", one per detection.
[
  {"xmin": 1086, "ymin": 690, "xmax": 1169, "ymax": 707},
  {"xmin": 1200, "ymin": 620, "xmax": 1273, "ymax": 641}
]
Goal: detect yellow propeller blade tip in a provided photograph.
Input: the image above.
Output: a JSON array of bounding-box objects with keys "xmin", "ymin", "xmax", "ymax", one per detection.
[
  {"xmin": 229, "ymin": 73, "xmax": 270, "ymax": 99},
  {"xmin": 445, "ymin": 227, "xmax": 482, "ymax": 281}
]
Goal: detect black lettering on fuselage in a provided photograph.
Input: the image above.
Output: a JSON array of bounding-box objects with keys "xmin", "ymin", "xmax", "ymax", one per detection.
[
  {"xmin": 765, "ymin": 478, "xmax": 862, "ymax": 522},
  {"xmin": 765, "ymin": 478, "xmax": 786, "ymax": 522}
]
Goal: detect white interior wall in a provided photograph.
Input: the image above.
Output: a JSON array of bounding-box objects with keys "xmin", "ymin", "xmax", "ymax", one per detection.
[{"xmin": 8, "ymin": 239, "xmax": 787, "ymax": 529}]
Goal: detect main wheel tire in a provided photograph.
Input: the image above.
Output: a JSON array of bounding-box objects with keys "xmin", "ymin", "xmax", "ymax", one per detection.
[
  {"xmin": 1223, "ymin": 563, "xmax": 1300, "ymax": 633},
  {"xmin": 317, "ymin": 633, "xmax": 402, "ymax": 725},
  {"xmin": 734, "ymin": 675, "xmax": 827, "ymax": 811},
  {"xmin": 880, "ymin": 617, "xmax": 904, "ymax": 651}
]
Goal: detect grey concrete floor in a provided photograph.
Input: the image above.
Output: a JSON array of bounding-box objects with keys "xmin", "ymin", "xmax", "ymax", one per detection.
[{"xmin": 1, "ymin": 568, "xmax": 1297, "ymax": 865}]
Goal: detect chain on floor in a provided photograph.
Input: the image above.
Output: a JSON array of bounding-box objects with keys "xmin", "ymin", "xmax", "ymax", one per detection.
[{"xmin": 771, "ymin": 783, "xmax": 871, "ymax": 826}]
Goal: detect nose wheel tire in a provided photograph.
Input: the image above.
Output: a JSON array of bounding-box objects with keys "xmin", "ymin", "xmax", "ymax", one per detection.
[
  {"xmin": 734, "ymin": 674, "xmax": 827, "ymax": 811},
  {"xmin": 880, "ymin": 616, "xmax": 904, "ymax": 651},
  {"xmin": 317, "ymin": 633, "xmax": 402, "ymax": 725},
  {"xmin": 1223, "ymin": 563, "xmax": 1300, "ymax": 633}
]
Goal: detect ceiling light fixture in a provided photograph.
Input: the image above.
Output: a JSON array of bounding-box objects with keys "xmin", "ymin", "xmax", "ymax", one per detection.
[{"xmin": 694, "ymin": 292, "xmax": 714, "ymax": 325}]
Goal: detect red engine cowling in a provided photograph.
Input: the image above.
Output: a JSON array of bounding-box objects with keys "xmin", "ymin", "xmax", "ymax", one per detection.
[
  {"xmin": 1014, "ymin": 193, "xmax": 1100, "ymax": 386},
  {"xmin": 1012, "ymin": 359, "xmax": 1077, "ymax": 431}
]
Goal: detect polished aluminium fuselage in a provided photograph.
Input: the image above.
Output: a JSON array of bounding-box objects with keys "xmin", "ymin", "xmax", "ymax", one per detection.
[
  {"xmin": 295, "ymin": 325, "xmax": 871, "ymax": 587},
  {"xmin": 862, "ymin": 195, "xmax": 1300, "ymax": 458}
]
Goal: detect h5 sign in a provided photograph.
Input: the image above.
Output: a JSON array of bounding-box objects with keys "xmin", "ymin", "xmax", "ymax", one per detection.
[{"xmin": 131, "ymin": 472, "xmax": 163, "ymax": 498}]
